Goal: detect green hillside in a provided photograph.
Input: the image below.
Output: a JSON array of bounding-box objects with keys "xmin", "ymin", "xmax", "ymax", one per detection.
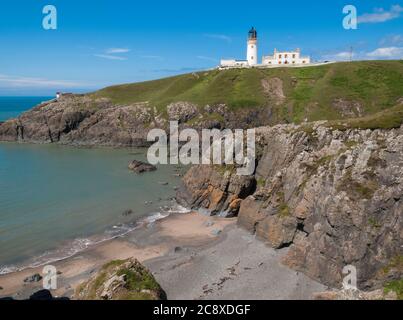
[{"xmin": 92, "ymin": 60, "xmax": 403, "ymax": 124}]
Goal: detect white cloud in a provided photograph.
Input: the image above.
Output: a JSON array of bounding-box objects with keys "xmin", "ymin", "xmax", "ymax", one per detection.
[
  {"xmin": 106, "ymin": 48, "xmax": 130, "ymax": 54},
  {"xmin": 380, "ymin": 34, "xmax": 403, "ymax": 46},
  {"xmin": 321, "ymin": 46, "xmax": 403, "ymax": 61},
  {"xmin": 0, "ymin": 74, "xmax": 87, "ymax": 88},
  {"xmin": 139, "ymin": 55, "xmax": 163, "ymax": 60},
  {"xmin": 94, "ymin": 47, "xmax": 130, "ymax": 60},
  {"xmin": 196, "ymin": 55, "xmax": 218, "ymax": 62},
  {"xmin": 366, "ymin": 47, "xmax": 403, "ymax": 58},
  {"xmin": 358, "ymin": 5, "xmax": 403, "ymax": 24},
  {"xmin": 94, "ymin": 54, "xmax": 127, "ymax": 61},
  {"xmin": 203, "ymin": 33, "xmax": 232, "ymax": 43},
  {"xmin": 321, "ymin": 51, "xmax": 354, "ymax": 61}
]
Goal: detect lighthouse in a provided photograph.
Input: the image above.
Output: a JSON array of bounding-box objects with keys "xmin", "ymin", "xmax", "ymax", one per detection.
[{"xmin": 247, "ymin": 27, "xmax": 257, "ymax": 66}]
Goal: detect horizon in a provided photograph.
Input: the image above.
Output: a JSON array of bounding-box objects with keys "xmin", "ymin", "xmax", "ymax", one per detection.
[{"xmin": 1, "ymin": 0, "xmax": 402, "ymax": 95}]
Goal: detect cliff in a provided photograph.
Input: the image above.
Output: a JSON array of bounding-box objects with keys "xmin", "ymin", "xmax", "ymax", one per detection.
[
  {"xmin": 177, "ymin": 119, "xmax": 403, "ymax": 290},
  {"xmin": 1, "ymin": 61, "xmax": 403, "ymax": 146}
]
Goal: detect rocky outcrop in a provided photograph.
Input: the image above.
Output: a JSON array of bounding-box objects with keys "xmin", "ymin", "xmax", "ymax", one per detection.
[
  {"xmin": 178, "ymin": 122, "xmax": 403, "ymax": 290},
  {"xmin": 167, "ymin": 101, "xmax": 198, "ymax": 123},
  {"xmin": 128, "ymin": 160, "xmax": 157, "ymax": 173},
  {"xmin": 0, "ymin": 95, "xmax": 161, "ymax": 146},
  {"xmin": 0, "ymin": 94, "xmax": 278, "ymax": 146},
  {"xmin": 176, "ymin": 165, "xmax": 256, "ymax": 217},
  {"xmin": 75, "ymin": 258, "xmax": 166, "ymax": 300}
]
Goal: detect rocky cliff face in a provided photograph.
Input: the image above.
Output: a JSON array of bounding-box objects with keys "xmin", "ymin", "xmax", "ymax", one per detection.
[
  {"xmin": 0, "ymin": 94, "xmax": 274, "ymax": 146},
  {"xmin": 177, "ymin": 123, "xmax": 403, "ymax": 290}
]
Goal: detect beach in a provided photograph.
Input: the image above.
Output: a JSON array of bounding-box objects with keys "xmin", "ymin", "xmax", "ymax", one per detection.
[{"xmin": 0, "ymin": 211, "xmax": 327, "ymax": 300}]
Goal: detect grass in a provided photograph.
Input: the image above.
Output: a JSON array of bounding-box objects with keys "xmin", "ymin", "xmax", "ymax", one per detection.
[
  {"xmin": 78, "ymin": 259, "xmax": 162, "ymax": 300},
  {"xmin": 90, "ymin": 61, "xmax": 403, "ymax": 124},
  {"xmin": 384, "ymin": 279, "xmax": 403, "ymax": 300},
  {"xmin": 337, "ymin": 170, "xmax": 379, "ymax": 200},
  {"xmin": 382, "ymin": 256, "xmax": 403, "ymax": 275},
  {"xmin": 117, "ymin": 267, "xmax": 160, "ymax": 292},
  {"xmin": 276, "ymin": 191, "xmax": 290, "ymax": 217}
]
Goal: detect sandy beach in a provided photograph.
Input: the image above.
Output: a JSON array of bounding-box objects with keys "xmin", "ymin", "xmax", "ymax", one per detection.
[{"xmin": 0, "ymin": 212, "xmax": 327, "ymax": 300}]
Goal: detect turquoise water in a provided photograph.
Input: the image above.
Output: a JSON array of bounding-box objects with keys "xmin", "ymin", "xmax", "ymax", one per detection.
[
  {"xmin": 0, "ymin": 97, "xmax": 186, "ymax": 273},
  {"xmin": 0, "ymin": 143, "xmax": 184, "ymax": 273},
  {"xmin": 0, "ymin": 97, "xmax": 52, "ymax": 121}
]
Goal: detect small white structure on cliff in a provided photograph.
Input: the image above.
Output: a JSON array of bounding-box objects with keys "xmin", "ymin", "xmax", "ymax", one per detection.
[
  {"xmin": 220, "ymin": 27, "xmax": 310, "ymax": 68},
  {"xmin": 262, "ymin": 48, "xmax": 310, "ymax": 66}
]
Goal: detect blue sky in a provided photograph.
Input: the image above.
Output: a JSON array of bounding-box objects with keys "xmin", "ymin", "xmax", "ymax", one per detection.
[{"xmin": 0, "ymin": 0, "xmax": 402, "ymax": 95}]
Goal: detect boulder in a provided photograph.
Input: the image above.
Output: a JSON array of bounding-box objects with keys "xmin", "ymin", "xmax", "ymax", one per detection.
[
  {"xmin": 23, "ymin": 273, "xmax": 42, "ymax": 283},
  {"xmin": 128, "ymin": 160, "xmax": 157, "ymax": 173}
]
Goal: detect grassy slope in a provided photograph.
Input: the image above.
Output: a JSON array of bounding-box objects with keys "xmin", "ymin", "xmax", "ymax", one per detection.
[{"xmin": 92, "ymin": 60, "xmax": 403, "ymax": 126}]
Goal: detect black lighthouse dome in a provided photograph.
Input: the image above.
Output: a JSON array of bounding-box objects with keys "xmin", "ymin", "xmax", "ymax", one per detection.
[{"xmin": 248, "ymin": 27, "xmax": 257, "ymax": 40}]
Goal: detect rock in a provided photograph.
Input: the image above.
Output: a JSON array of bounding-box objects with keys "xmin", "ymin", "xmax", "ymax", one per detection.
[
  {"xmin": 211, "ymin": 229, "xmax": 222, "ymax": 236},
  {"xmin": 261, "ymin": 77, "xmax": 286, "ymax": 105},
  {"xmin": 313, "ymin": 288, "xmax": 398, "ymax": 300},
  {"xmin": 128, "ymin": 160, "xmax": 157, "ymax": 173},
  {"xmin": 204, "ymin": 220, "xmax": 215, "ymax": 227},
  {"xmin": 256, "ymin": 215, "xmax": 297, "ymax": 248},
  {"xmin": 75, "ymin": 258, "xmax": 166, "ymax": 300},
  {"xmin": 122, "ymin": 209, "xmax": 133, "ymax": 216},
  {"xmin": 29, "ymin": 289, "xmax": 53, "ymax": 300},
  {"xmin": 167, "ymin": 101, "xmax": 198, "ymax": 123},
  {"xmin": 176, "ymin": 165, "xmax": 256, "ymax": 216},
  {"xmin": 158, "ymin": 181, "xmax": 168, "ymax": 185},
  {"xmin": 23, "ymin": 273, "xmax": 42, "ymax": 283},
  {"xmin": 179, "ymin": 122, "xmax": 403, "ymax": 290}
]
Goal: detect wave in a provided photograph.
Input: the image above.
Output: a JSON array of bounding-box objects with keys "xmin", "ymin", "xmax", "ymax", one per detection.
[{"xmin": 0, "ymin": 202, "xmax": 191, "ymax": 275}]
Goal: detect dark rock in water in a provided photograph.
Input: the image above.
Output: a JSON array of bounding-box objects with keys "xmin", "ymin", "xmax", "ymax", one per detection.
[
  {"xmin": 0, "ymin": 286, "xmax": 3, "ymax": 290},
  {"xmin": 128, "ymin": 160, "xmax": 156, "ymax": 173},
  {"xmin": 23, "ymin": 273, "xmax": 42, "ymax": 283},
  {"xmin": 122, "ymin": 209, "xmax": 133, "ymax": 216}
]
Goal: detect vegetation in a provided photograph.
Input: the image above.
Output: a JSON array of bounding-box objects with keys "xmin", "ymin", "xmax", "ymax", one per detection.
[
  {"xmin": 276, "ymin": 191, "xmax": 290, "ymax": 217},
  {"xmin": 91, "ymin": 61, "xmax": 403, "ymax": 126},
  {"xmin": 76, "ymin": 259, "xmax": 164, "ymax": 300},
  {"xmin": 384, "ymin": 279, "xmax": 403, "ymax": 300},
  {"xmin": 336, "ymin": 170, "xmax": 379, "ymax": 200}
]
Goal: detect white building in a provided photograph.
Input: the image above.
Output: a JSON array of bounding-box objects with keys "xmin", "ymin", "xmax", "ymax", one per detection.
[
  {"xmin": 219, "ymin": 27, "xmax": 311, "ymax": 68},
  {"xmin": 262, "ymin": 48, "xmax": 310, "ymax": 66},
  {"xmin": 220, "ymin": 59, "xmax": 249, "ymax": 68}
]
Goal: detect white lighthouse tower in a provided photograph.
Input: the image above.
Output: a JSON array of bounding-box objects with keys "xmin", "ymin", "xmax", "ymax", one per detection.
[{"xmin": 247, "ymin": 27, "xmax": 258, "ymax": 66}]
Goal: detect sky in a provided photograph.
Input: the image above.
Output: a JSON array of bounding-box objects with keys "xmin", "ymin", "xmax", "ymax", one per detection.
[{"xmin": 0, "ymin": 0, "xmax": 402, "ymax": 95}]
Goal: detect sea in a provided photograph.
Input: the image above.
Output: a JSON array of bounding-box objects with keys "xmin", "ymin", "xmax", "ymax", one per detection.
[{"xmin": 0, "ymin": 97, "xmax": 187, "ymax": 274}]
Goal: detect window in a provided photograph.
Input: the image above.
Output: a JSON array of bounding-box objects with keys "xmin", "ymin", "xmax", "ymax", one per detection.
[
  {"xmin": 292, "ymin": 54, "xmax": 296, "ymax": 58},
  {"xmin": 292, "ymin": 61, "xmax": 295, "ymax": 64},
  {"xmin": 279, "ymin": 61, "xmax": 281, "ymax": 64},
  {"xmin": 302, "ymin": 60, "xmax": 306, "ymax": 64},
  {"xmin": 279, "ymin": 54, "xmax": 282, "ymax": 58},
  {"xmin": 285, "ymin": 54, "xmax": 288, "ymax": 58},
  {"xmin": 251, "ymin": 45, "xmax": 254, "ymax": 48},
  {"xmin": 269, "ymin": 61, "xmax": 272, "ymax": 64}
]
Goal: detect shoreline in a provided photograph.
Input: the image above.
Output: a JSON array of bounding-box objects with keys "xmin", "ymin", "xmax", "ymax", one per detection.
[{"xmin": 0, "ymin": 211, "xmax": 327, "ymax": 300}]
